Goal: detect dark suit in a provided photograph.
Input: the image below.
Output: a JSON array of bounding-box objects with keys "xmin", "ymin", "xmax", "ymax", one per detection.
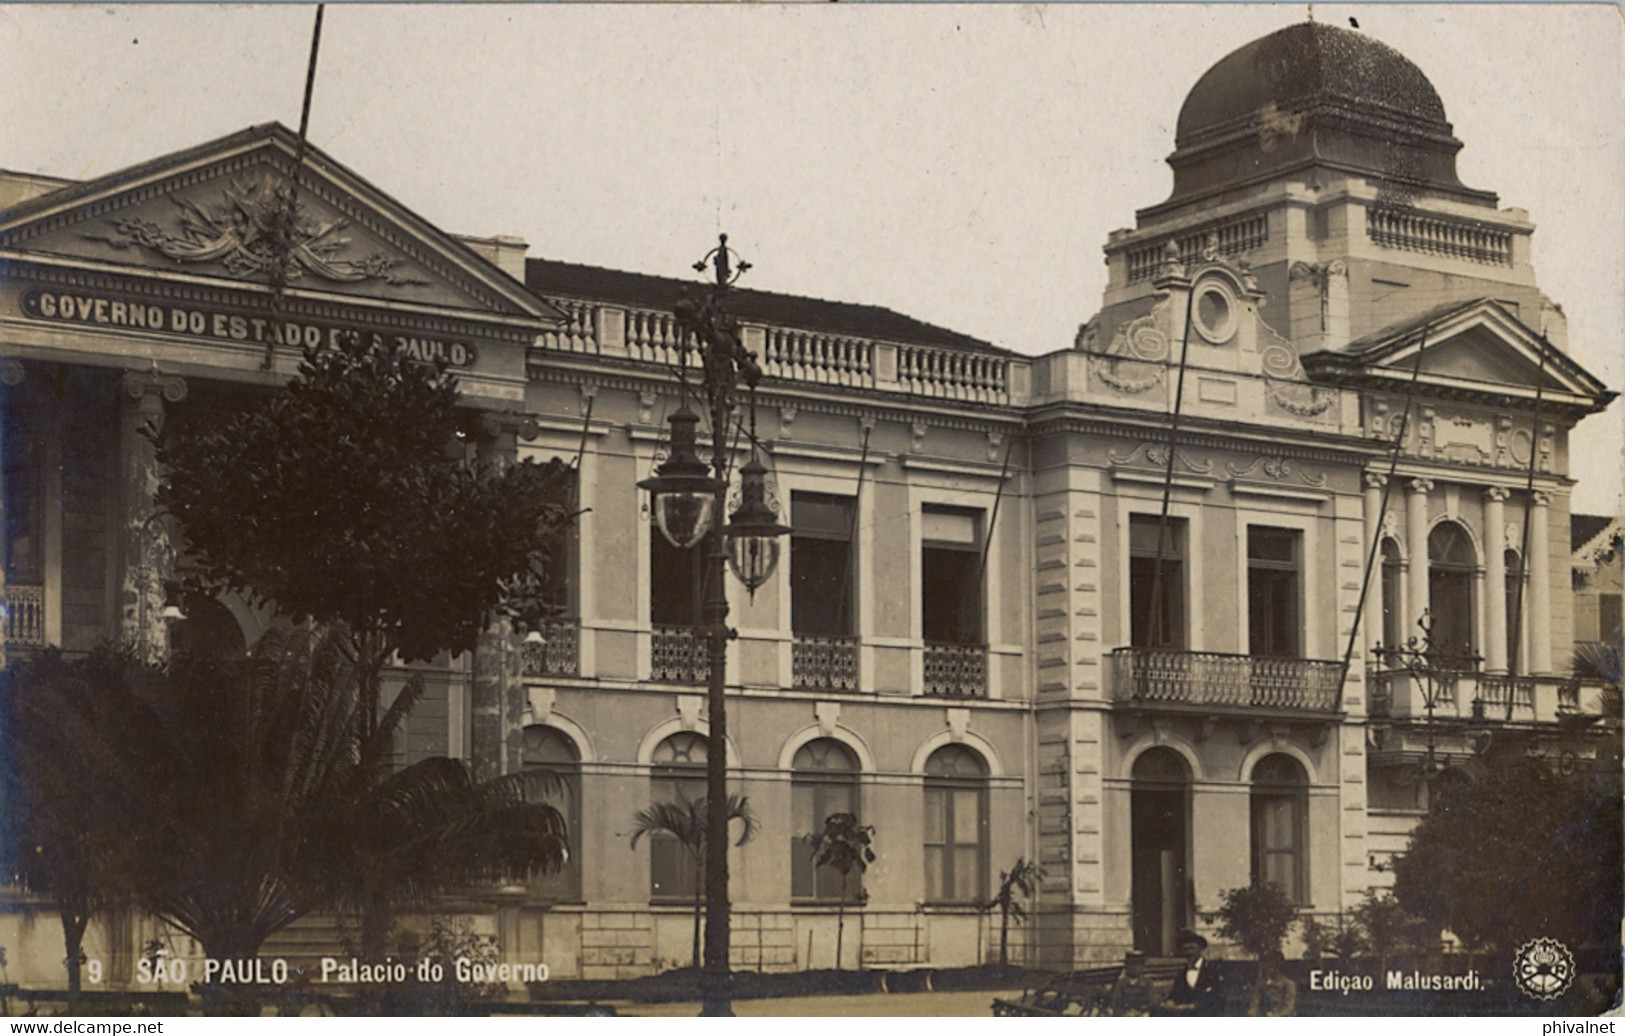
[{"xmin": 1166, "ymin": 959, "xmax": 1225, "ymax": 1016}]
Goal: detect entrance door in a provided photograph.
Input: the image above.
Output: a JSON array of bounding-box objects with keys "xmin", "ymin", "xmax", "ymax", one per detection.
[{"xmin": 1131, "ymin": 748, "xmax": 1190, "ymax": 955}]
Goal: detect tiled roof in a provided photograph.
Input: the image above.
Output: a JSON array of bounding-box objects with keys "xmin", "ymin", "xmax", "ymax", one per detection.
[{"xmin": 526, "ymin": 257, "xmax": 1006, "ymax": 356}]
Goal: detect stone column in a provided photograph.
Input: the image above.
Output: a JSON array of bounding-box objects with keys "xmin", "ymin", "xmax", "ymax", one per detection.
[
  {"xmin": 470, "ymin": 410, "xmax": 540, "ymax": 782},
  {"xmin": 1483, "ymin": 487, "xmax": 1509, "ymax": 672},
  {"xmin": 120, "ymin": 372, "xmax": 186, "ymax": 662},
  {"xmin": 1362, "ymin": 472, "xmax": 1387, "ymax": 656},
  {"xmin": 1406, "ymin": 478, "xmax": 1433, "ymax": 644},
  {"xmin": 1529, "ymin": 491, "xmax": 1553, "ymax": 674}
]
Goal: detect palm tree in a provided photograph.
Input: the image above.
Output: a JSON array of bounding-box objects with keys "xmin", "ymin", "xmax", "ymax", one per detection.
[
  {"xmin": 0, "ymin": 646, "xmax": 156, "ymax": 999},
  {"xmin": 984, "ymin": 856, "xmax": 1046, "ymax": 967},
  {"xmin": 630, "ymin": 795, "xmax": 759, "ymax": 969},
  {"xmin": 810, "ymin": 813, "xmax": 875, "ymax": 970},
  {"xmin": 6, "ymin": 629, "xmax": 571, "ymax": 1012}
]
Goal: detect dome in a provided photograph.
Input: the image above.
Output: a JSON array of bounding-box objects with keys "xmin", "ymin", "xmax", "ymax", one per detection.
[
  {"xmin": 1176, "ymin": 22, "xmax": 1448, "ymax": 146},
  {"xmin": 1147, "ymin": 21, "xmax": 1491, "ymax": 213}
]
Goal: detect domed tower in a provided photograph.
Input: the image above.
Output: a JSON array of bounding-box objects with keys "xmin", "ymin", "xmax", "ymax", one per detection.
[{"xmin": 1094, "ymin": 21, "xmax": 1556, "ymax": 358}]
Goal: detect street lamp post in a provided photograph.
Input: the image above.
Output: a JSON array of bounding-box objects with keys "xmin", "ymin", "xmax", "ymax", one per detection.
[{"xmin": 639, "ymin": 235, "xmax": 789, "ymax": 1017}]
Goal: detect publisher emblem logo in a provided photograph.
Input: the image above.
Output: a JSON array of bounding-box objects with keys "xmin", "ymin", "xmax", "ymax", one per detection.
[{"xmin": 1513, "ymin": 937, "xmax": 1575, "ymax": 1000}]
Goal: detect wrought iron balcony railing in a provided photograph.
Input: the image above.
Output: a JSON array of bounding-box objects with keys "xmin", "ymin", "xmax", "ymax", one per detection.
[
  {"xmin": 923, "ymin": 641, "xmax": 987, "ymax": 698},
  {"xmin": 520, "ymin": 620, "xmax": 580, "ymax": 679},
  {"xmin": 2, "ymin": 584, "xmax": 44, "ymax": 646},
  {"xmin": 792, "ymin": 635, "xmax": 859, "ymax": 692},
  {"xmin": 1110, "ymin": 647, "xmax": 1343, "ymax": 713},
  {"xmin": 651, "ymin": 625, "xmax": 710, "ymax": 684}
]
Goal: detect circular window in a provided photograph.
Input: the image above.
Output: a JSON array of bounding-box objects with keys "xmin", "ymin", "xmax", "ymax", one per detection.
[{"xmin": 1194, "ymin": 284, "xmax": 1238, "ymax": 343}]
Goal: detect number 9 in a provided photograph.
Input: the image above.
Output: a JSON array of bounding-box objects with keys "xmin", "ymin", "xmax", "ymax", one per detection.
[{"xmin": 87, "ymin": 959, "xmax": 103, "ymax": 984}]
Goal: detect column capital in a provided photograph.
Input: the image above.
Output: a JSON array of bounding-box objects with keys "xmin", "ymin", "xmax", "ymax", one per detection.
[
  {"xmin": 1484, "ymin": 485, "xmax": 1511, "ymax": 503},
  {"xmin": 1531, "ymin": 490, "xmax": 1552, "ymax": 508},
  {"xmin": 1363, "ymin": 471, "xmax": 1388, "ymax": 490},
  {"xmin": 122, "ymin": 370, "xmax": 187, "ymax": 404},
  {"xmin": 479, "ymin": 408, "xmax": 541, "ymax": 443},
  {"xmin": 1408, "ymin": 477, "xmax": 1434, "ymax": 494},
  {"xmin": 0, "ymin": 359, "xmax": 24, "ymax": 387}
]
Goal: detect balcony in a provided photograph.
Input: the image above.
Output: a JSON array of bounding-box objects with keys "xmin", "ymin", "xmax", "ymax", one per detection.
[
  {"xmin": 1110, "ymin": 647, "xmax": 1344, "ymax": 715},
  {"xmin": 2, "ymin": 585, "xmax": 44, "ymax": 646},
  {"xmin": 520, "ymin": 621, "xmax": 580, "ymax": 679},
  {"xmin": 1367, "ymin": 667, "xmax": 1616, "ymax": 725},
  {"xmin": 792, "ymin": 635, "xmax": 859, "ymax": 692},
  {"xmin": 651, "ymin": 625, "xmax": 709, "ymax": 685},
  {"xmin": 923, "ymin": 642, "xmax": 987, "ymax": 698}
]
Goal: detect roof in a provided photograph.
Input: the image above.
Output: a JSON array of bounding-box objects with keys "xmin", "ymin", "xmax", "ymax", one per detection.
[
  {"xmin": 526, "ymin": 257, "xmax": 1007, "ymax": 356},
  {"xmin": 1176, "ymin": 22, "xmax": 1448, "ymax": 146}
]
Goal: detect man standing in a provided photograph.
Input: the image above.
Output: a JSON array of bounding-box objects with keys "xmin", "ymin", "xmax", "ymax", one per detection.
[{"xmin": 1164, "ymin": 931, "xmax": 1225, "ymax": 1015}]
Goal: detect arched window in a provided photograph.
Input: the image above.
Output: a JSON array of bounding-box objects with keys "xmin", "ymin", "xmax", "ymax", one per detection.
[
  {"xmin": 791, "ymin": 738, "xmax": 860, "ymax": 901},
  {"xmin": 648, "ymin": 731, "xmax": 708, "ymax": 901},
  {"xmin": 522, "ymin": 725, "xmax": 581, "ymax": 901},
  {"xmin": 1250, "ymin": 754, "xmax": 1307, "ymax": 903},
  {"xmin": 923, "ymin": 744, "xmax": 988, "ymax": 903},
  {"xmin": 1380, "ymin": 538, "xmax": 1403, "ymax": 655},
  {"xmin": 1427, "ymin": 522, "xmax": 1477, "ymax": 664}
]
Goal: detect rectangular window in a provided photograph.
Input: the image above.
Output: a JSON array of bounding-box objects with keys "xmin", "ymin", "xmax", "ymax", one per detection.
[
  {"xmin": 2, "ymin": 402, "xmax": 43, "ymax": 585},
  {"xmin": 1251, "ymin": 794, "xmax": 1302, "ymax": 901},
  {"xmin": 1248, "ymin": 526, "xmax": 1301, "ymax": 657},
  {"xmin": 539, "ymin": 468, "xmax": 579, "ymax": 620},
  {"xmin": 792, "ymin": 493, "xmax": 855, "ymax": 637},
  {"xmin": 924, "ymin": 784, "xmax": 986, "ymax": 902},
  {"xmin": 648, "ymin": 770, "xmax": 706, "ymax": 900},
  {"xmin": 922, "ymin": 506, "xmax": 983, "ymax": 645},
  {"xmin": 1601, "ymin": 594, "xmax": 1623, "ymax": 648},
  {"xmin": 650, "ymin": 522, "xmax": 704, "ymax": 627},
  {"xmin": 1129, "ymin": 515, "xmax": 1186, "ymax": 649},
  {"xmin": 791, "ymin": 780, "xmax": 858, "ymax": 900}
]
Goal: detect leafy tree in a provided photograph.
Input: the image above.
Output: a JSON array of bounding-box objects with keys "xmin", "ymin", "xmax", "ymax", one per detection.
[
  {"xmin": 1211, "ymin": 882, "xmax": 1298, "ymax": 982},
  {"xmin": 810, "ymin": 813, "xmax": 876, "ymax": 970},
  {"xmin": 1349, "ymin": 891, "xmax": 1430, "ymax": 973},
  {"xmin": 0, "ymin": 647, "xmax": 156, "ymax": 997},
  {"xmin": 156, "ymin": 337, "xmax": 575, "ymax": 739},
  {"xmin": 1392, "ymin": 759, "xmax": 1622, "ymax": 956},
  {"xmin": 983, "ymin": 856, "xmax": 1045, "ymax": 967},
  {"xmin": 630, "ymin": 796, "xmax": 760, "ymax": 970}
]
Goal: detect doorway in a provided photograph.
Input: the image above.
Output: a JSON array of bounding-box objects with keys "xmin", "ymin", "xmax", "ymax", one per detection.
[{"xmin": 1131, "ymin": 747, "xmax": 1190, "ymax": 956}]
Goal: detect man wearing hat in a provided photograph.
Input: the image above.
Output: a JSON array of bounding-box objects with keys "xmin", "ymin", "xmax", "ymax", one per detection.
[{"xmin": 1163, "ymin": 930, "xmax": 1225, "ymax": 1015}]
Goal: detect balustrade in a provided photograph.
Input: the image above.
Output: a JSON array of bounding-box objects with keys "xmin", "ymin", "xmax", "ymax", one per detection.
[
  {"xmin": 1124, "ymin": 213, "xmax": 1270, "ymax": 283},
  {"xmin": 923, "ymin": 642, "xmax": 987, "ymax": 698},
  {"xmin": 1474, "ymin": 674, "xmax": 1535, "ymax": 718},
  {"xmin": 651, "ymin": 625, "xmax": 709, "ymax": 684},
  {"xmin": 1111, "ymin": 647, "xmax": 1343, "ymax": 712},
  {"xmin": 537, "ymin": 298, "xmax": 599, "ymax": 354},
  {"xmin": 896, "ymin": 344, "xmax": 1008, "ymax": 403},
  {"xmin": 792, "ymin": 635, "xmax": 859, "ymax": 692},
  {"xmin": 761, "ymin": 328, "xmax": 873, "ymax": 386},
  {"xmin": 1367, "ymin": 208, "xmax": 1513, "ymax": 265},
  {"xmin": 520, "ymin": 621, "xmax": 580, "ymax": 678},
  {"xmin": 2, "ymin": 584, "xmax": 43, "ymax": 646}
]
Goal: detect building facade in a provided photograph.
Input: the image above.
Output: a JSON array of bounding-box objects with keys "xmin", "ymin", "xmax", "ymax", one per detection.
[{"xmin": 1, "ymin": 23, "xmax": 1616, "ymax": 985}]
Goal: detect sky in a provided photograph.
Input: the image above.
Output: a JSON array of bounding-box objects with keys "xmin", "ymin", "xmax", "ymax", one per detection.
[{"xmin": 1, "ymin": 3, "xmax": 1620, "ymax": 513}]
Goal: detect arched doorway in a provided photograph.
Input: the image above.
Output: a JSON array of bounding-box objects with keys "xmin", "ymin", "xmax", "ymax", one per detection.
[{"xmin": 1131, "ymin": 747, "xmax": 1191, "ymax": 955}]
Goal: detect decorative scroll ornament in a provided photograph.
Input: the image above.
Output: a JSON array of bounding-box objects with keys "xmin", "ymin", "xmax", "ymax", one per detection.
[
  {"xmin": 1089, "ymin": 297, "xmax": 1171, "ymax": 395},
  {"xmin": 86, "ymin": 176, "xmax": 428, "ymax": 287},
  {"xmin": 1226, "ymin": 455, "xmax": 1328, "ymax": 487},
  {"xmin": 1107, "ymin": 441, "xmax": 1213, "ymax": 475},
  {"xmin": 1259, "ymin": 329, "xmax": 1337, "ymax": 418}
]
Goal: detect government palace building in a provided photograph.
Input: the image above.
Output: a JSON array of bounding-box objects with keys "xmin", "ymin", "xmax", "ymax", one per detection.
[{"xmin": 1, "ymin": 22, "xmax": 1618, "ymax": 984}]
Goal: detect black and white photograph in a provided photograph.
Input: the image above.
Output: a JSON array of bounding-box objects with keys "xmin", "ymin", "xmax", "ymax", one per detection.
[{"xmin": 0, "ymin": 2, "xmax": 1620, "ymax": 1020}]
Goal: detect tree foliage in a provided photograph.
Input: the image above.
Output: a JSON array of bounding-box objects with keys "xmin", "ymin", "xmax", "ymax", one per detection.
[
  {"xmin": 1349, "ymin": 891, "xmax": 1432, "ymax": 969},
  {"xmin": 156, "ymin": 338, "xmax": 575, "ymax": 706},
  {"xmin": 630, "ymin": 795, "xmax": 759, "ymax": 969},
  {"xmin": 2, "ymin": 631, "xmax": 569, "ymax": 1005},
  {"xmin": 810, "ymin": 813, "xmax": 876, "ymax": 971},
  {"xmin": 984, "ymin": 856, "xmax": 1046, "ymax": 967},
  {"xmin": 0, "ymin": 647, "xmax": 156, "ymax": 994},
  {"xmin": 1392, "ymin": 759, "xmax": 1622, "ymax": 954},
  {"xmin": 1211, "ymin": 882, "xmax": 1298, "ymax": 960}
]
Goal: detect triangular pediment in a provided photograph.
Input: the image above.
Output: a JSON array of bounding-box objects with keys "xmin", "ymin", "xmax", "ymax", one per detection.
[
  {"xmin": 0, "ymin": 123, "xmax": 561, "ymax": 327},
  {"xmin": 1305, "ymin": 298, "xmax": 1611, "ymax": 410}
]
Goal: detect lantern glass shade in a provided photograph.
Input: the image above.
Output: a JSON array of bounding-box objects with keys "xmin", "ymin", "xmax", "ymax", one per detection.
[
  {"xmin": 727, "ymin": 534, "xmax": 782, "ymax": 592},
  {"xmin": 653, "ymin": 490, "xmax": 716, "ymax": 551}
]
